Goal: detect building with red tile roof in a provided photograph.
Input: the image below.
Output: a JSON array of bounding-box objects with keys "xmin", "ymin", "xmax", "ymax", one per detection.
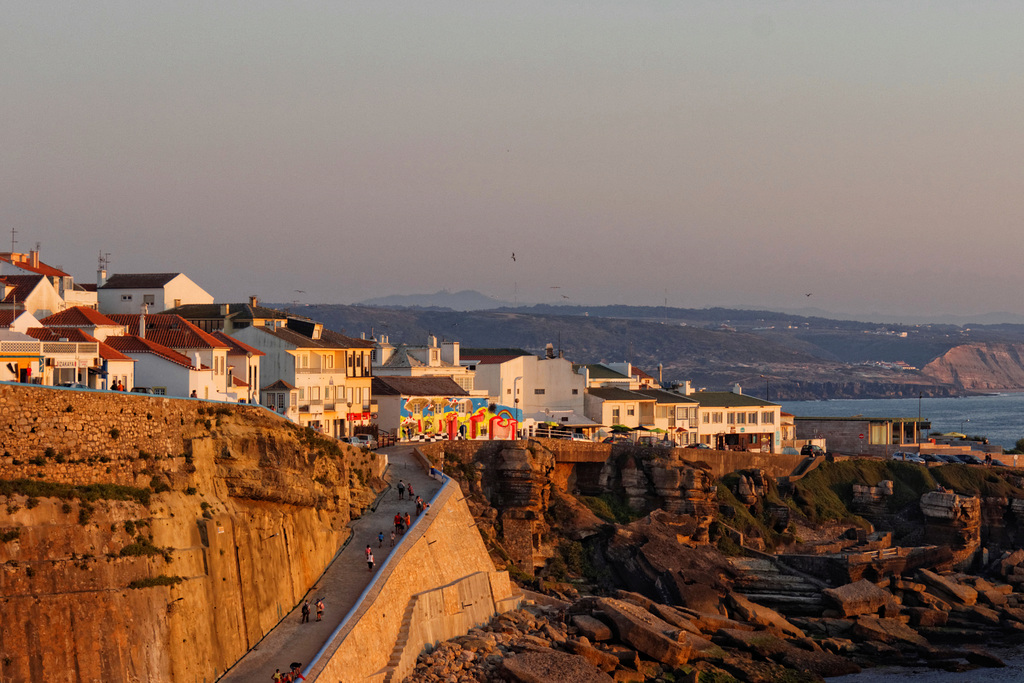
[{"xmin": 39, "ymin": 306, "xmax": 125, "ymax": 341}]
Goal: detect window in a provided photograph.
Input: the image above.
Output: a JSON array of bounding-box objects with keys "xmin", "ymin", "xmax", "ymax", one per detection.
[
  {"xmin": 702, "ymin": 412, "xmax": 710, "ymax": 424},
  {"xmin": 611, "ymin": 408, "xmax": 620, "ymax": 422},
  {"xmin": 325, "ymin": 356, "xmax": 334, "ymax": 369},
  {"xmin": 762, "ymin": 411, "xmax": 775, "ymax": 424},
  {"xmin": 174, "ymin": 299, "xmax": 181, "ymax": 307},
  {"xmin": 152, "ymin": 387, "xmax": 166, "ymax": 395},
  {"xmin": 506, "ymin": 388, "xmax": 512, "ymax": 394},
  {"xmin": 121, "ymin": 294, "xmax": 133, "ymax": 301},
  {"xmin": 656, "ymin": 406, "xmax": 667, "ymax": 418},
  {"xmin": 748, "ymin": 412, "xmax": 758, "ymax": 424},
  {"xmin": 713, "ymin": 412, "xmax": 723, "ymax": 424},
  {"xmin": 736, "ymin": 413, "xmax": 746, "ymax": 424},
  {"xmin": 627, "ymin": 407, "xmax": 635, "ymax": 416},
  {"xmin": 572, "ymin": 389, "xmax": 579, "ymax": 395},
  {"xmin": 347, "ymin": 387, "xmax": 354, "ymax": 403},
  {"xmin": 298, "ymin": 388, "xmax": 305, "ymax": 400},
  {"xmin": 534, "ymin": 388, "xmax": 545, "ymax": 395},
  {"xmin": 143, "ymin": 294, "xmax": 155, "ymax": 305}
]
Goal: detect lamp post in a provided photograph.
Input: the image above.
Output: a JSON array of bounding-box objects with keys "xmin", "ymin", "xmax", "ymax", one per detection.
[
  {"xmin": 918, "ymin": 392, "xmax": 922, "ymax": 445},
  {"xmin": 513, "ymin": 376, "xmax": 523, "ymax": 438},
  {"xmin": 760, "ymin": 375, "xmax": 770, "ymax": 402},
  {"xmin": 960, "ymin": 418, "xmax": 969, "ymax": 437}
]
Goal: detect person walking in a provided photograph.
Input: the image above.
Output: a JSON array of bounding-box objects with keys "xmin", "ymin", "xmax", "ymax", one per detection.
[
  {"xmin": 390, "ymin": 530, "xmax": 396, "ymax": 547},
  {"xmin": 394, "ymin": 512, "xmax": 402, "ymax": 534},
  {"xmin": 300, "ymin": 600, "xmax": 310, "ymax": 623},
  {"xmin": 367, "ymin": 550, "xmax": 375, "ymax": 572},
  {"xmin": 378, "ymin": 531, "xmax": 384, "ymax": 548},
  {"xmin": 397, "ymin": 480, "xmax": 405, "ymax": 500},
  {"xmin": 407, "ymin": 483, "xmax": 414, "ymax": 499},
  {"xmin": 316, "ymin": 599, "xmax": 324, "ymax": 621}
]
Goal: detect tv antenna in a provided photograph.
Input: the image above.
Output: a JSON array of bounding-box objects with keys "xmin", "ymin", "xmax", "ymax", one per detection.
[{"xmin": 9, "ymin": 227, "xmax": 16, "ymax": 253}]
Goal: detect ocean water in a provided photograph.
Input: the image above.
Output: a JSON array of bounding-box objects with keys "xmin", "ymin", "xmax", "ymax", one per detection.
[
  {"xmin": 830, "ymin": 649, "xmax": 1024, "ymax": 682},
  {"xmin": 783, "ymin": 393, "xmax": 1024, "ymax": 451}
]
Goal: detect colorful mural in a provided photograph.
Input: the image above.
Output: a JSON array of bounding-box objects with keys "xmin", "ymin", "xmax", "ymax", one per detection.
[{"xmin": 399, "ymin": 396, "xmax": 518, "ymax": 440}]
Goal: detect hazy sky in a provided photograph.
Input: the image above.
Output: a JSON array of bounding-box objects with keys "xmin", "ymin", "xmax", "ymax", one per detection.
[{"xmin": 3, "ymin": 2, "xmax": 1023, "ymax": 319}]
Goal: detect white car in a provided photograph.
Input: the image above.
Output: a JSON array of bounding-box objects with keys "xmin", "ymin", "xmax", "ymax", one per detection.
[
  {"xmin": 890, "ymin": 451, "xmax": 925, "ymax": 464},
  {"xmin": 353, "ymin": 434, "xmax": 378, "ymax": 449}
]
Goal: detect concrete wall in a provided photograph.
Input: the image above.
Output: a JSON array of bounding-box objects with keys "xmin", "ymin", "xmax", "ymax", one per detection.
[{"xmin": 306, "ymin": 479, "xmax": 518, "ymax": 683}]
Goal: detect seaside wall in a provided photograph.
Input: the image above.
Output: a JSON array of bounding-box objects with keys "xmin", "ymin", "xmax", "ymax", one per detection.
[
  {"xmin": 0, "ymin": 383, "xmax": 379, "ymax": 683},
  {"xmin": 419, "ymin": 438, "xmax": 807, "ymax": 479},
  {"xmin": 307, "ymin": 478, "xmax": 519, "ymax": 683}
]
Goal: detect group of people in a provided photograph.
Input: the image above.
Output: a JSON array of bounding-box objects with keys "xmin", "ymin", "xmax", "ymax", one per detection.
[
  {"xmin": 271, "ymin": 663, "xmax": 306, "ymax": 681},
  {"xmin": 299, "ymin": 598, "xmax": 324, "ymax": 623},
  {"xmin": 110, "ymin": 379, "xmax": 126, "ymax": 391}
]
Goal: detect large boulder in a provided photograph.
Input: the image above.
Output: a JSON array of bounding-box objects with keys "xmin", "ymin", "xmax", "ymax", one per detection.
[
  {"xmin": 501, "ymin": 651, "xmax": 615, "ymax": 683},
  {"xmin": 851, "ymin": 616, "xmax": 928, "ymax": 647},
  {"xmin": 595, "ymin": 598, "xmax": 714, "ymax": 667},
  {"xmin": 823, "ymin": 579, "xmax": 897, "ymax": 617},
  {"xmin": 916, "ymin": 569, "xmax": 978, "ymax": 606},
  {"xmin": 728, "ymin": 593, "xmax": 805, "ymax": 638}
]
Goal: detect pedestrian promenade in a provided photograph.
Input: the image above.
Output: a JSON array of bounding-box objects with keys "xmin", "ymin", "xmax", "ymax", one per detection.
[{"xmin": 220, "ymin": 446, "xmax": 440, "ymax": 682}]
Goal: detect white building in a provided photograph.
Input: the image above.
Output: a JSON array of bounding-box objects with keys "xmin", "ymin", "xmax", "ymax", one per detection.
[
  {"xmin": 97, "ymin": 273, "xmax": 214, "ymax": 315},
  {"xmin": 105, "ymin": 335, "xmax": 223, "ymax": 398},
  {"xmin": 467, "ymin": 346, "xmax": 587, "ymax": 422},
  {"xmin": 373, "ymin": 335, "xmax": 477, "ymax": 392}
]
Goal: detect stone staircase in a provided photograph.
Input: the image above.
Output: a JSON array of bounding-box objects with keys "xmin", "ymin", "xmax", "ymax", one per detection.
[
  {"xmin": 730, "ymin": 556, "xmax": 826, "ymax": 616},
  {"xmin": 382, "ymin": 597, "xmax": 420, "ymax": 683}
]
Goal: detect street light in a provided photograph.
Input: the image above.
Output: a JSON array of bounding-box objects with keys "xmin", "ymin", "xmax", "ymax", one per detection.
[
  {"xmin": 760, "ymin": 375, "xmax": 770, "ymax": 402},
  {"xmin": 512, "ymin": 376, "xmax": 523, "ymax": 437},
  {"xmin": 960, "ymin": 418, "xmax": 969, "ymax": 436}
]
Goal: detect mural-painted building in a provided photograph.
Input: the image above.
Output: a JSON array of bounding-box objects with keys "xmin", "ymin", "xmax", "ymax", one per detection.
[{"xmin": 371, "ymin": 375, "xmax": 518, "ymax": 440}]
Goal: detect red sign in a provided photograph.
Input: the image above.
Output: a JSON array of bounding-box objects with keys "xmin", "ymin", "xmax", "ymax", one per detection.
[
  {"xmin": 859, "ymin": 433, "xmax": 865, "ymax": 439},
  {"xmin": 346, "ymin": 412, "xmax": 371, "ymax": 421}
]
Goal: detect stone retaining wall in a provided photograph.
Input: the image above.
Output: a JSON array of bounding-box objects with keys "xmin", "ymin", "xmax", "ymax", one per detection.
[{"xmin": 307, "ymin": 479, "xmax": 519, "ymax": 682}]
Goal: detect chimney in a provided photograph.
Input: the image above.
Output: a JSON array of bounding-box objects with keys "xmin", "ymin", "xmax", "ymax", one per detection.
[
  {"xmin": 30, "ymin": 250, "xmax": 39, "ymax": 268},
  {"xmin": 220, "ymin": 303, "xmax": 230, "ymax": 316},
  {"xmin": 732, "ymin": 383, "xmax": 742, "ymax": 394},
  {"xmin": 545, "ymin": 343, "xmax": 554, "ymax": 359},
  {"xmin": 97, "ymin": 268, "xmax": 107, "ymax": 288},
  {"xmin": 659, "ymin": 364, "xmax": 663, "ymax": 385},
  {"xmin": 248, "ymin": 295, "xmax": 258, "ymax": 307},
  {"xmin": 139, "ymin": 304, "xmax": 147, "ymax": 339},
  {"xmin": 194, "ymin": 352, "xmax": 201, "ymax": 370}
]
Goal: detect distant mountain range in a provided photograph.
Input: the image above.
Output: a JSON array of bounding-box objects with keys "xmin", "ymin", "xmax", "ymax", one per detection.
[
  {"xmin": 357, "ymin": 290, "xmax": 1024, "ymax": 326},
  {"xmin": 357, "ymin": 290, "xmax": 512, "ymax": 311}
]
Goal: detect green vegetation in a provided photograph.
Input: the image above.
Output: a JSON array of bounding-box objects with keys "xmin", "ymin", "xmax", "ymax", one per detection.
[
  {"xmin": 120, "ymin": 535, "xmax": 173, "ymax": 562},
  {"xmin": 128, "ymin": 574, "xmax": 183, "ymax": 589},
  {"xmin": 714, "ymin": 476, "xmax": 795, "ymax": 551},
  {"xmin": 579, "ymin": 494, "xmax": 638, "ymax": 524},
  {"xmin": 0, "ymin": 479, "xmax": 151, "ymax": 506},
  {"xmin": 932, "ymin": 464, "xmax": 1024, "ymax": 499}
]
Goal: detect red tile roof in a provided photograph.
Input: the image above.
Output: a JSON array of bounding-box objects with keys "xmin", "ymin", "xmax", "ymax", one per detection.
[
  {"xmin": 0, "ymin": 254, "xmax": 69, "ymax": 277},
  {"xmin": 39, "ymin": 306, "xmax": 121, "ymax": 328},
  {"xmin": 0, "ymin": 310, "xmax": 19, "ymax": 327},
  {"xmin": 0, "ymin": 275, "xmax": 46, "ymax": 304},
  {"xmin": 468, "ymin": 354, "xmax": 528, "ymax": 365},
  {"xmin": 211, "ymin": 331, "xmax": 265, "ymax": 356},
  {"xmin": 108, "ymin": 314, "xmax": 230, "ymax": 350},
  {"xmin": 104, "ymin": 335, "xmax": 203, "ymax": 369},
  {"xmin": 25, "ymin": 327, "xmax": 95, "ymax": 342},
  {"xmin": 231, "ymin": 376, "xmax": 249, "ymax": 387}
]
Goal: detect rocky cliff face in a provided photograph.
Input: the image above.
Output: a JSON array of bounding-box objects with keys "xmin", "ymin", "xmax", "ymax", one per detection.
[
  {"xmin": 923, "ymin": 342, "xmax": 1024, "ymax": 391},
  {"xmin": 0, "ymin": 385, "xmax": 380, "ymax": 683}
]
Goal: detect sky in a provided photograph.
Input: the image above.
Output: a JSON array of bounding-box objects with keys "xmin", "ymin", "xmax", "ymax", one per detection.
[{"xmin": 2, "ymin": 2, "xmax": 1023, "ymax": 320}]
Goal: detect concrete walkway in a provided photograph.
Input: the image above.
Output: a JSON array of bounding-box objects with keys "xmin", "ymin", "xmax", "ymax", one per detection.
[{"xmin": 220, "ymin": 446, "xmax": 441, "ymax": 682}]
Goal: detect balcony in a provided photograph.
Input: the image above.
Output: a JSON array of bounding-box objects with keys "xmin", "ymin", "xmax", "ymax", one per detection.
[{"xmin": 296, "ymin": 367, "xmax": 345, "ymax": 375}]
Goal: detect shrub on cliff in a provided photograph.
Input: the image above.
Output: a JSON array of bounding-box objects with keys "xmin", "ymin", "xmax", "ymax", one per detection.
[
  {"xmin": 127, "ymin": 574, "xmax": 183, "ymax": 589},
  {"xmin": 0, "ymin": 480, "xmax": 151, "ymax": 506}
]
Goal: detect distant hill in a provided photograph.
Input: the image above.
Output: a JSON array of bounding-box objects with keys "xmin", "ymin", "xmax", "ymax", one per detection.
[
  {"xmin": 265, "ymin": 301, "xmax": 1024, "ymax": 399},
  {"xmin": 356, "ymin": 290, "xmax": 511, "ymax": 311}
]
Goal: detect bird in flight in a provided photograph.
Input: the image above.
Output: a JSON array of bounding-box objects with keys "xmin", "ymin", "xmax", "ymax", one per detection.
[
  {"xmin": 561, "ymin": 295, "xmax": 570, "ymax": 299},
  {"xmin": 511, "ymin": 253, "xmax": 516, "ymax": 262},
  {"xmin": 295, "ymin": 289, "xmax": 306, "ymax": 294},
  {"xmin": 805, "ymin": 293, "xmax": 812, "ymax": 297}
]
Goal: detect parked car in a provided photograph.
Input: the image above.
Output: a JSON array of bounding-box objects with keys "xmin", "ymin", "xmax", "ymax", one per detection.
[
  {"xmin": 686, "ymin": 443, "xmax": 712, "ymax": 449},
  {"xmin": 956, "ymin": 454, "xmax": 985, "ymax": 465},
  {"xmin": 919, "ymin": 453, "xmax": 945, "ymax": 464},
  {"xmin": 890, "ymin": 451, "xmax": 925, "ymax": 464},
  {"xmin": 130, "ymin": 387, "xmax": 154, "ymax": 394},
  {"xmin": 800, "ymin": 444, "xmax": 825, "ymax": 457},
  {"xmin": 991, "ymin": 458, "xmax": 1008, "ymax": 467},
  {"xmin": 602, "ymin": 436, "xmax": 631, "ymax": 445},
  {"xmin": 568, "ymin": 434, "xmax": 592, "ymax": 442},
  {"xmin": 353, "ymin": 434, "xmax": 378, "ymax": 449},
  {"xmin": 338, "ymin": 437, "xmax": 360, "ymax": 446},
  {"xmin": 59, "ymin": 382, "xmax": 88, "ymax": 389},
  {"xmin": 932, "ymin": 453, "xmax": 961, "ymax": 464}
]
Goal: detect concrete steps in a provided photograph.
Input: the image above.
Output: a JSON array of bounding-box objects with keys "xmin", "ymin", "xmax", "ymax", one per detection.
[{"xmin": 382, "ymin": 597, "xmax": 419, "ymax": 683}]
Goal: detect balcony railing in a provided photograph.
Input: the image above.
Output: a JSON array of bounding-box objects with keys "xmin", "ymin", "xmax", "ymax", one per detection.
[{"xmin": 296, "ymin": 368, "xmax": 346, "ymax": 375}]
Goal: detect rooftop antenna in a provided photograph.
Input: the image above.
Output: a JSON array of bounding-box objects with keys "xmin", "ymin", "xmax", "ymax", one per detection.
[
  {"xmin": 98, "ymin": 251, "xmax": 111, "ymax": 270},
  {"xmin": 9, "ymin": 227, "xmax": 16, "ymax": 253}
]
